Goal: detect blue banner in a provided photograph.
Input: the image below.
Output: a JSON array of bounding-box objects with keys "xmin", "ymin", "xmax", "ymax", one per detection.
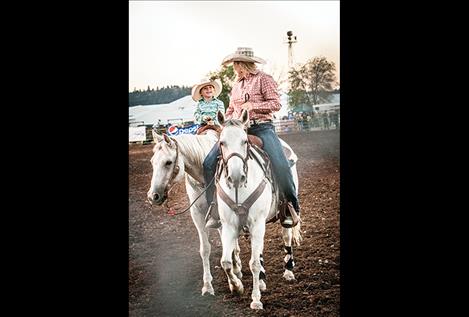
[{"xmin": 166, "ymin": 124, "xmax": 200, "ymax": 136}]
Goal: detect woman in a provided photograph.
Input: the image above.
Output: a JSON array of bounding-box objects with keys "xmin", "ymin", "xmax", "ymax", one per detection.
[{"xmin": 204, "ymin": 47, "xmax": 300, "ymax": 228}]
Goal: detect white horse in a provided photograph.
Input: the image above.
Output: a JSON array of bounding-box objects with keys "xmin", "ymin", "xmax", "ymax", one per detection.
[
  {"xmin": 146, "ymin": 129, "xmax": 223, "ymax": 296},
  {"xmin": 215, "ymin": 110, "xmax": 302, "ymax": 310}
]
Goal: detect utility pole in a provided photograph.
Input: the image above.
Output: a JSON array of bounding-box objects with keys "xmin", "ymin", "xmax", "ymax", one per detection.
[
  {"xmin": 286, "ymin": 30, "xmax": 297, "ymax": 69},
  {"xmin": 284, "ymin": 30, "xmax": 298, "ymax": 97},
  {"xmin": 283, "ymin": 31, "xmax": 298, "ymax": 114}
]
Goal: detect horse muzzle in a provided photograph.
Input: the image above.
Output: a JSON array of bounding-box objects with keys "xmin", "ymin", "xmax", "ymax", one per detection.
[
  {"xmin": 226, "ymin": 173, "xmax": 247, "ymax": 189},
  {"xmin": 147, "ymin": 191, "xmax": 167, "ymax": 206}
]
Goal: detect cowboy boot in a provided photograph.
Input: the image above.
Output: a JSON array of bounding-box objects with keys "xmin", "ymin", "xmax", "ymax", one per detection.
[
  {"xmin": 205, "ymin": 202, "xmax": 221, "ymax": 229},
  {"xmin": 281, "ymin": 201, "xmax": 300, "ymax": 228}
]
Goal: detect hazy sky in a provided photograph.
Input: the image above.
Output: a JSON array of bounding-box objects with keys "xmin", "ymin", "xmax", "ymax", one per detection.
[{"xmin": 129, "ymin": 1, "xmax": 339, "ymax": 92}]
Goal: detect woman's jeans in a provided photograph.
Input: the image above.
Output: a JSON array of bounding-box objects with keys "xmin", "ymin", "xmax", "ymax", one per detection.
[{"xmin": 203, "ymin": 123, "xmax": 300, "ymax": 213}]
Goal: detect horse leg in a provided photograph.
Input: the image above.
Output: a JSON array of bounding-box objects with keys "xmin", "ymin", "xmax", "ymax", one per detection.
[
  {"xmin": 190, "ymin": 209, "xmax": 214, "ymax": 295},
  {"xmin": 282, "ymin": 227, "xmax": 296, "ymax": 281},
  {"xmin": 249, "ymin": 223, "xmax": 266, "ymax": 310},
  {"xmin": 217, "ymin": 228, "xmax": 243, "ymax": 280},
  {"xmin": 232, "ymin": 239, "xmax": 242, "ymax": 279},
  {"xmin": 220, "ymin": 225, "xmax": 244, "ymax": 295}
]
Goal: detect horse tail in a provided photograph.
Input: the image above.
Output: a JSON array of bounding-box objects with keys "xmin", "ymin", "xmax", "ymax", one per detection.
[{"xmin": 292, "ymin": 218, "xmax": 303, "ymax": 246}]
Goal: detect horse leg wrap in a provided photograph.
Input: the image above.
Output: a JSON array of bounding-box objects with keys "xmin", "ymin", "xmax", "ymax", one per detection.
[
  {"xmin": 259, "ymin": 254, "xmax": 266, "ymax": 280},
  {"xmin": 284, "ymin": 246, "xmax": 295, "ymax": 270}
]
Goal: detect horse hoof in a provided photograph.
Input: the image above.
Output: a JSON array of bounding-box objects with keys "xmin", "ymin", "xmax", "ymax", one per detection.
[
  {"xmin": 259, "ymin": 279, "xmax": 267, "ymax": 291},
  {"xmin": 230, "ymin": 282, "xmax": 244, "ymax": 295},
  {"xmin": 283, "ymin": 269, "xmax": 296, "ymax": 282},
  {"xmin": 250, "ymin": 301, "xmax": 263, "ymax": 310},
  {"xmin": 202, "ymin": 284, "xmax": 214, "ymax": 296}
]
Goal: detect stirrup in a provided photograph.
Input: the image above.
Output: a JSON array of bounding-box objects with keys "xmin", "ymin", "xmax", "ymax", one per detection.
[
  {"xmin": 280, "ymin": 202, "xmax": 299, "ymax": 228},
  {"xmin": 282, "ymin": 216, "xmax": 294, "ymax": 227},
  {"xmin": 204, "ymin": 202, "xmax": 216, "ymax": 223},
  {"xmin": 205, "ymin": 217, "xmax": 221, "ymax": 229}
]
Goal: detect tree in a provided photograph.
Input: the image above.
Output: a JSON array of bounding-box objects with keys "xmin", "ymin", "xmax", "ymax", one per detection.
[
  {"xmin": 128, "ymin": 85, "xmax": 191, "ymax": 107},
  {"xmin": 288, "ymin": 56, "xmax": 337, "ymax": 109},
  {"xmin": 264, "ymin": 63, "xmax": 288, "ymax": 93},
  {"xmin": 207, "ymin": 65, "xmax": 236, "ymax": 110}
]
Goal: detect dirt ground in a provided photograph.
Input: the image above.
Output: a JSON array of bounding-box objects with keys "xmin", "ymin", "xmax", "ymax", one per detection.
[{"xmin": 129, "ymin": 130, "xmax": 340, "ymax": 317}]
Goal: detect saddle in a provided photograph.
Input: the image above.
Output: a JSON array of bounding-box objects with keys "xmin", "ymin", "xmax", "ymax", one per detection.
[
  {"xmin": 196, "ymin": 124, "xmax": 222, "ymax": 135},
  {"xmin": 247, "ymin": 140, "xmax": 299, "ymax": 228},
  {"xmin": 247, "ymin": 135, "xmax": 295, "ymax": 167}
]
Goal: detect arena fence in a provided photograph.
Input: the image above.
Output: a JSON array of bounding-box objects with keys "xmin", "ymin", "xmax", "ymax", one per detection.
[{"xmin": 129, "ymin": 116, "xmax": 340, "ymax": 144}]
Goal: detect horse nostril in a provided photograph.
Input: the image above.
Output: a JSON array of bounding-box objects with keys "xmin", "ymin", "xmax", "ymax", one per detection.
[
  {"xmin": 227, "ymin": 176, "xmax": 232, "ymax": 184},
  {"xmin": 153, "ymin": 193, "xmax": 159, "ymax": 201},
  {"xmin": 240, "ymin": 175, "xmax": 246, "ymax": 183}
]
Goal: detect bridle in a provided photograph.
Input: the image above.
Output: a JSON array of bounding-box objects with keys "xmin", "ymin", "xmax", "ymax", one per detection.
[
  {"xmin": 219, "ymin": 139, "xmax": 251, "ymax": 188},
  {"xmin": 150, "ymin": 135, "xmax": 215, "ymax": 217},
  {"xmin": 163, "ymin": 138, "xmax": 181, "ymax": 198},
  {"xmin": 216, "ymin": 128, "xmax": 269, "ymax": 232}
]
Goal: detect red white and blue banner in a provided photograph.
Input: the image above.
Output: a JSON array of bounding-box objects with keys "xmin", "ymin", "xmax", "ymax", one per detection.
[{"xmin": 166, "ymin": 124, "xmax": 200, "ymax": 136}]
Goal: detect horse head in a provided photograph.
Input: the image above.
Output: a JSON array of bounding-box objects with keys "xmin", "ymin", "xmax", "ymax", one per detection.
[
  {"xmin": 147, "ymin": 130, "xmax": 185, "ymax": 205},
  {"xmin": 218, "ymin": 109, "xmax": 250, "ymax": 189}
]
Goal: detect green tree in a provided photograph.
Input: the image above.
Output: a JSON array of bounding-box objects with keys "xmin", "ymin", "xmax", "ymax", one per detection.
[
  {"xmin": 288, "ymin": 89, "xmax": 309, "ymax": 112},
  {"xmin": 207, "ymin": 65, "xmax": 236, "ymax": 110},
  {"xmin": 128, "ymin": 85, "xmax": 191, "ymax": 106},
  {"xmin": 288, "ymin": 56, "xmax": 337, "ymax": 109}
]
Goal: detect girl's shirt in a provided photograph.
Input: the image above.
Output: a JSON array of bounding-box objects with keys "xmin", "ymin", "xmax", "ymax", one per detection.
[{"xmin": 194, "ymin": 97, "xmax": 225, "ymax": 125}]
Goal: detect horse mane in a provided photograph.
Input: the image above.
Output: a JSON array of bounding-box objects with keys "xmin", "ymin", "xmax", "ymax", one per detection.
[
  {"xmin": 223, "ymin": 119, "xmax": 245, "ymax": 129},
  {"xmin": 171, "ymin": 133, "xmax": 216, "ymax": 167}
]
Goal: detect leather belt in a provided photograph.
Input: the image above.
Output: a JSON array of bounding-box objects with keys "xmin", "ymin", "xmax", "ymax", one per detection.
[{"xmin": 249, "ymin": 119, "xmax": 272, "ymax": 125}]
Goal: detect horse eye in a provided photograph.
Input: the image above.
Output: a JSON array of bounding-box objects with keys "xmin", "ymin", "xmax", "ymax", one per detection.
[{"xmin": 165, "ymin": 161, "xmax": 172, "ymax": 166}]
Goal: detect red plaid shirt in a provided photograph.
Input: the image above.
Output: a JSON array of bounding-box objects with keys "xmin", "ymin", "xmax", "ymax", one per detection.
[{"xmin": 225, "ymin": 70, "xmax": 281, "ymax": 121}]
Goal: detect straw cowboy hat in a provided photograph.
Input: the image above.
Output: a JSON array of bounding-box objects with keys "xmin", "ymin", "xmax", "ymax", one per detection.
[
  {"xmin": 221, "ymin": 47, "xmax": 266, "ymax": 66},
  {"xmin": 191, "ymin": 78, "xmax": 222, "ymax": 101}
]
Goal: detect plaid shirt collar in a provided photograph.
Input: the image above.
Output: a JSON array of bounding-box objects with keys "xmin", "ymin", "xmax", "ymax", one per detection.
[
  {"xmin": 237, "ymin": 70, "xmax": 259, "ymax": 82},
  {"xmin": 198, "ymin": 97, "xmax": 219, "ymax": 102}
]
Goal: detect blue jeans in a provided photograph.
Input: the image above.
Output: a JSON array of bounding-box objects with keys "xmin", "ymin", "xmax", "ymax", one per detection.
[{"xmin": 203, "ymin": 123, "xmax": 300, "ymax": 213}]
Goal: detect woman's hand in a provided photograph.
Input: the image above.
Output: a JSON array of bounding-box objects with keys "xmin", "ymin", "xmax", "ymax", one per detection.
[{"xmin": 241, "ymin": 102, "xmax": 253, "ymax": 111}]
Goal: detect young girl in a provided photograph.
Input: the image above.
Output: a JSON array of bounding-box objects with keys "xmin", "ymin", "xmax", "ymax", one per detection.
[{"xmin": 192, "ymin": 78, "xmax": 225, "ymax": 126}]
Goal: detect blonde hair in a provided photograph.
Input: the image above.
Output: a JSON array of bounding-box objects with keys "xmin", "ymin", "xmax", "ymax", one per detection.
[{"xmin": 234, "ymin": 61, "xmax": 257, "ymax": 79}]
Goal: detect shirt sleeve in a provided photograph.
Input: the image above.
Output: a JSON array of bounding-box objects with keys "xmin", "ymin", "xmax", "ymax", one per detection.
[
  {"xmin": 225, "ymin": 97, "xmax": 234, "ymax": 119},
  {"xmin": 217, "ymin": 100, "xmax": 225, "ymax": 115},
  {"xmin": 194, "ymin": 102, "xmax": 203, "ymax": 124},
  {"xmin": 251, "ymin": 74, "xmax": 281, "ymax": 114}
]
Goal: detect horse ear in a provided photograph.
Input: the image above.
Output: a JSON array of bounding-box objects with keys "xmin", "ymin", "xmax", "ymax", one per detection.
[
  {"xmin": 241, "ymin": 109, "xmax": 249, "ymax": 125},
  {"xmin": 162, "ymin": 133, "xmax": 172, "ymax": 145},
  {"xmin": 162, "ymin": 133, "xmax": 177, "ymax": 148},
  {"xmin": 152, "ymin": 129, "xmax": 163, "ymax": 143},
  {"xmin": 217, "ymin": 110, "xmax": 225, "ymax": 125}
]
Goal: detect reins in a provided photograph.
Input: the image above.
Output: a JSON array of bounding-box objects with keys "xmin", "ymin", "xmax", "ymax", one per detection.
[{"xmin": 165, "ymin": 173, "xmax": 216, "ymax": 216}]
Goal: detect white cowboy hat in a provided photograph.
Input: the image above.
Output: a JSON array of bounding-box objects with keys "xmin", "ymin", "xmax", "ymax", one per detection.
[
  {"xmin": 221, "ymin": 47, "xmax": 266, "ymax": 66},
  {"xmin": 191, "ymin": 78, "xmax": 222, "ymax": 102}
]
